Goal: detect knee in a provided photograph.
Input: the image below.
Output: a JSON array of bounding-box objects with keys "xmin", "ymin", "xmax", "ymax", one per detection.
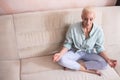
[
  {"xmin": 98, "ymin": 59, "xmax": 108, "ymax": 70},
  {"xmin": 57, "ymin": 57, "xmax": 80, "ymax": 70},
  {"xmin": 58, "ymin": 57, "xmax": 68, "ymax": 66},
  {"xmin": 57, "ymin": 56, "xmax": 65, "ymax": 64}
]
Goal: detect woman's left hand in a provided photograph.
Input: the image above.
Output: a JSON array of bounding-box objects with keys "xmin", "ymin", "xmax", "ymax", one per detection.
[{"xmin": 107, "ymin": 59, "xmax": 117, "ymax": 68}]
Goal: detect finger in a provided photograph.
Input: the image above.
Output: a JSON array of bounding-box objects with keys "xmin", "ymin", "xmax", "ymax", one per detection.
[
  {"xmin": 112, "ymin": 60, "xmax": 117, "ymax": 68},
  {"xmin": 53, "ymin": 56, "xmax": 58, "ymax": 62},
  {"xmin": 53, "ymin": 55, "xmax": 60, "ymax": 62},
  {"xmin": 113, "ymin": 61, "xmax": 117, "ymax": 68},
  {"xmin": 53, "ymin": 55, "xmax": 57, "ymax": 62},
  {"xmin": 112, "ymin": 64, "xmax": 116, "ymax": 68},
  {"xmin": 109, "ymin": 62, "xmax": 114, "ymax": 68},
  {"xmin": 56, "ymin": 56, "xmax": 61, "ymax": 62},
  {"xmin": 111, "ymin": 62, "xmax": 117, "ymax": 68},
  {"xmin": 53, "ymin": 57, "xmax": 56, "ymax": 62}
]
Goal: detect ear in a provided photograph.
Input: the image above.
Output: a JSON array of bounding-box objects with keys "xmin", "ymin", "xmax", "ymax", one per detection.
[{"xmin": 81, "ymin": 14, "xmax": 84, "ymax": 20}]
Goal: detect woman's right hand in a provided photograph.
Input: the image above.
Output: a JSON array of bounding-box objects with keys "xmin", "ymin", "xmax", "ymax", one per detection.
[
  {"xmin": 53, "ymin": 53, "xmax": 62, "ymax": 62},
  {"xmin": 53, "ymin": 47, "xmax": 68, "ymax": 62}
]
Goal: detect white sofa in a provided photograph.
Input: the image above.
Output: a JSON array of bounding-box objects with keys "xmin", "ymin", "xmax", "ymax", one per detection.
[{"xmin": 0, "ymin": 6, "xmax": 120, "ymax": 80}]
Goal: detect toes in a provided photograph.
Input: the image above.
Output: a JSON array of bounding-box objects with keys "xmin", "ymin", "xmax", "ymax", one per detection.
[
  {"xmin": 96, "ymin": 70, "xmax": 102, "ymax": 76},
  {"xmin": 63, "ymin": 67, "xmax": 66, "ymax": 70}
]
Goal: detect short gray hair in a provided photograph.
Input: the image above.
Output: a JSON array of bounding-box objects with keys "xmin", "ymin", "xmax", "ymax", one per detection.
[{"xmin": 81, "ymin": 7, "xmax": 96, "ymax": 17}]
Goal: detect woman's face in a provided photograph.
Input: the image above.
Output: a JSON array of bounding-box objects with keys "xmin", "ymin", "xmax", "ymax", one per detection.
[{"xmin": 82, "ymin": 12, "xmax": 95, "ymax": 27}]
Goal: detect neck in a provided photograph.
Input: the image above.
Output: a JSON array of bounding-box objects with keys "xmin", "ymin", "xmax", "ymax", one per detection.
[{"xmin": 82, "ymin": 23, "xmax": 93, "ymax": 31}]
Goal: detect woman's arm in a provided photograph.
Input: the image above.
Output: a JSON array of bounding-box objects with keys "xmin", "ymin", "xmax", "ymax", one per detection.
[
  {"xmin": 53, "ymin": 26, "xmax": 73, "ymax": 62},
  {"xmin": 99, "ymin": 51, "xmax": 117, "ymax": 68}
]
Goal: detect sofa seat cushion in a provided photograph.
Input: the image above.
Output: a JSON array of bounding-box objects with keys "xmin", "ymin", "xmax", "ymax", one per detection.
[
  {"xmin": 21, "ymin": 55, "xmax": 63, "ymax": 74},
  {"xmin": 0, "ymin": 60, "xmax": 20, "ymax": 80},
  {"xmin": 21, "ymin": 68, "xmax": 120, "ymax": 80},
  {"xmin": 21, "ymin": 55, "xmax": 120, "ymax": 80}
]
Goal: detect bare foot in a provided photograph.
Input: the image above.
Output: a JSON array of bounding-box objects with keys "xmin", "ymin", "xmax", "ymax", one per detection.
[
  {"xmin": 95, "ymin": 70, "xmax": 102, "ymax": 76},
  {"xmin": 79, "ymin": 61, "xmax": 102, "ymax": 76},
  {"xmin": 80, "ymin": 69, "xmax": 102, "ymax": 76},
  {"xmin": 63, "ymin": 67, "xmax": 101, "ymax": 76},
  {"xmin": 63, "ymin": 67, "xmax": 67, "ymax": 70}
]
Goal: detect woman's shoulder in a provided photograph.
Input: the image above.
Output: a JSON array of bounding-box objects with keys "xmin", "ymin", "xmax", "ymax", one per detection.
[{"xmin": 93, "ymin": 23, "xmax": 103, "ymax": 31}]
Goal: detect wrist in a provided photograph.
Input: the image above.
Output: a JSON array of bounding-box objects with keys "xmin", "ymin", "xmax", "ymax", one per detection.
[
  {"xmin": 59, "ymin": 52, "xmax": 64, "ymax": 56},
  {"xmin": 106, "ymin": 58, "xmax": 111, "ymax": 63}
]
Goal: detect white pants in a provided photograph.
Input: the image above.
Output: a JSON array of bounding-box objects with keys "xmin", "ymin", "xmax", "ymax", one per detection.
[{"xmin": 58, "ymin": 50, "xmax": 107, "ymax": 70}]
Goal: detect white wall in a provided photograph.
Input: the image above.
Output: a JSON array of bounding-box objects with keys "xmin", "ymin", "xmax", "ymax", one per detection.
[{"xmin": 0, "ymin": 0, "xmax": 117, "ymax": 15}]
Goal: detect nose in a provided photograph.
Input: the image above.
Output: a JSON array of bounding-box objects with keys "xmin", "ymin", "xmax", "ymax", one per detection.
[{"xmin": 86, "ymin": 19, "xmax": 91, "ymax": 25}]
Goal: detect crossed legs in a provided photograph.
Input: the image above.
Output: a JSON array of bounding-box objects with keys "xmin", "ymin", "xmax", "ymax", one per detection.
[{"xmin": 58, "ymin": 50, "xmax": 107, "ymax": 76}]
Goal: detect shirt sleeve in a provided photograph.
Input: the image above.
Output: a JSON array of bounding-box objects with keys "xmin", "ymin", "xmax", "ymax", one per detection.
[
  {"xmin": 94, "ymin": 28, "xmax": 105, "ymax": 54},
  {"xmin": 63, "ymin": 26, "xmax": 73, "ymax": 49}
]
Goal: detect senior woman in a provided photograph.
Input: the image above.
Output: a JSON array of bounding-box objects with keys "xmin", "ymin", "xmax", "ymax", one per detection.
[{"xmin": 53, "ymin": 7, "xmax": 117, "ymax": 76}]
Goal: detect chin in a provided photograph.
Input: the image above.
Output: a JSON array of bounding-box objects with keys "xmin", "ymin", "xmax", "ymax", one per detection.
[
  {"xmin": 86, "ymin": 24, "xmax": 92, "ymax": 27},
  {"xmin": 87, "ymin": 24, "xmax": 90, "ymax": 26}
]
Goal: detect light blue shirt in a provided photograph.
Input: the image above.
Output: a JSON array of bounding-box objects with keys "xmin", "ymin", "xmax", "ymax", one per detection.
[{"xmin": 64, "ymin": 22, "xmax": 105, "ymax": 54}]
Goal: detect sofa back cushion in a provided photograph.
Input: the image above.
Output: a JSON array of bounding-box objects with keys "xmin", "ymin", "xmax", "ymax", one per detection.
[
  {"xmin": 1, "ymin": 7, "xmax": 120, "ymax": 61},
  {"xmin": 0, "ymin": 15, "xmax": 19, "ymax": 60},
  {"xmin": 13, "ymin": 8, "xmax": 102, "ymax": 58}
]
